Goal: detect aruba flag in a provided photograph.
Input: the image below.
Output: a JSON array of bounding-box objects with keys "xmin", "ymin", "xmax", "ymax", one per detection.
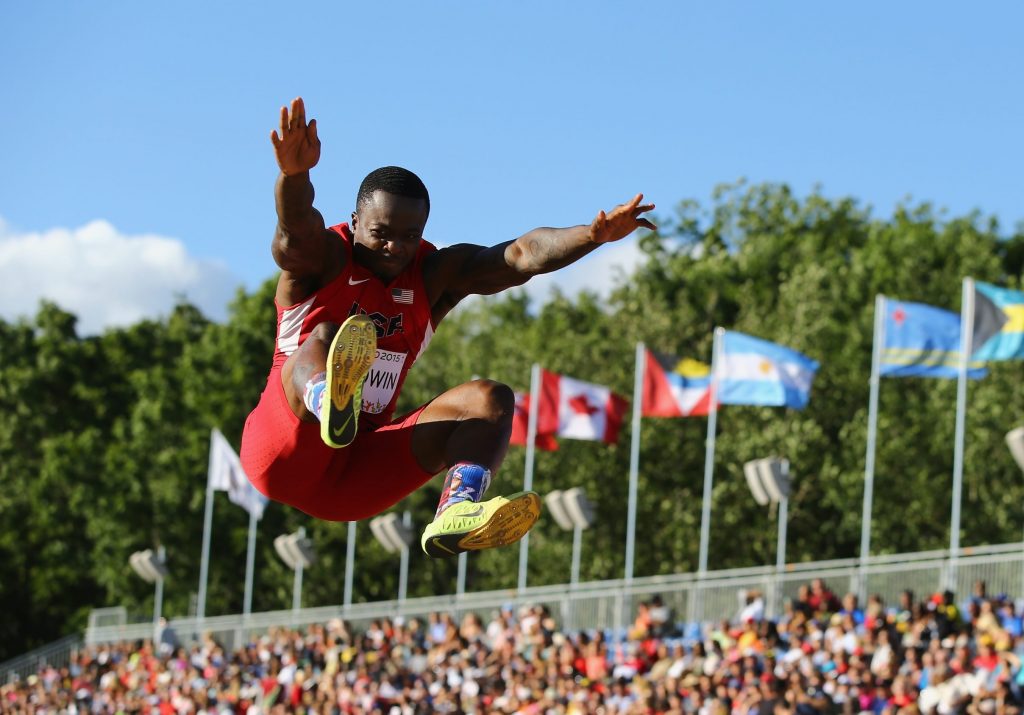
[{"xmin": 880, "ymin": 299, "xmax": 986, "ymax": 379}]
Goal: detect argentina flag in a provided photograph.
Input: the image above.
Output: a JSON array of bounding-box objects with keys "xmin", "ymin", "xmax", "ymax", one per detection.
[{"xmin": 717, "ymin": 330, "xmax": 820, "ymax": 409}]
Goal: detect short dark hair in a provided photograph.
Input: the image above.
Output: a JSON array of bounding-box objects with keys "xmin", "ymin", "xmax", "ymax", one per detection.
[{"xmin": 356, "ymin": 166, "xmax": 429, "ymax": 216}]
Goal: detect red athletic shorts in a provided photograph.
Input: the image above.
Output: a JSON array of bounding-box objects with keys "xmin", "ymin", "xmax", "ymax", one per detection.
[{"xmin": 240, "ymin": 370, "xmax": 436, "ymax": 521}]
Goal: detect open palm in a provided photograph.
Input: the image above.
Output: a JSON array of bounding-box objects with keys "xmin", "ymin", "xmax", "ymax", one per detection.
[
  {"xmin": 590, "ymin": 194, "xmax": 656, "ymax": 244},
  {"xmin": 270, "ymin": 97, "xmax": 321, "ymax": 175}
]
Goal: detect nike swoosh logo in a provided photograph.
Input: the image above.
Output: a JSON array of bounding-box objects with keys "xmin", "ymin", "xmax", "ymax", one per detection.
[
  {"xmin": 430, "ymin": 538, "xmax": 458, "ymax": 555},
  {"xmin": 348, "ymin": 277, "xmax": 370, "ymax": 285},
  {"xmin": 332, "ymin": 416, "xmax": 353, "ymax": 438},
  {"xmin": 461, "ymin": 505, "xmax": 485, "ymax": 518}
]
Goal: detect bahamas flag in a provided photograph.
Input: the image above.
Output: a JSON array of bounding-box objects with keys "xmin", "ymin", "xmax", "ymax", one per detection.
[
  {"xmin": 641, "ymin": 348, "xmax": 712, "ymax": 417},
  {"xmin": 718, "ymin": 331, "xmax": 820, "ymax": 409},
  {"xmin": 971, "ymin": 281, "xmax": 1024, "ymax": 361},
  {"xmin": 880, "ymin": 298, "xmax": 986, "ymax": 379}
]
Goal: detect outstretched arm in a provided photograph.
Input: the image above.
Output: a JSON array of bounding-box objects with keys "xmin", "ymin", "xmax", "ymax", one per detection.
[
  {"xmin": 269, "ymin": 98, "xmax": 344, "ymax": 303},
  {"xmin": 425, "ymin": 194, "xmax": 654, "ymax": 319}
]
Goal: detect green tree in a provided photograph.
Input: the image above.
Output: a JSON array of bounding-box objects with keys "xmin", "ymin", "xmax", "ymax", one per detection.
[{"xmin": 1, "ymin": 184, "xmax": 1022, "ymax": 661}]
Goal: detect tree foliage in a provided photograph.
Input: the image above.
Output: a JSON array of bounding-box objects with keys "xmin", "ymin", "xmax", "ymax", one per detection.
[{"xmin": 1, "ymin": 183, "xmax": 1021, "ymax": 661}]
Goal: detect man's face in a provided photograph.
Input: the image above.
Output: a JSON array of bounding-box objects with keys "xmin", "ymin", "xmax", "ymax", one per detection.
[{"xmin": 351, "ymin": 190, "xmax": 429, "ymax": 281}]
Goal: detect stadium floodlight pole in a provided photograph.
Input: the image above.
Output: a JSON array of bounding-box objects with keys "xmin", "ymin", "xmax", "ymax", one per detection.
[
  {"xmin": 243, "ymin": 509, "xmax": 258, "ymax": 619},
  {"xmin": 196, "ymin": 428, "xmax": 217, "ymax": 631},
  {"xmin": 456, "ymin": 553, "xmax": 467, "ymax": 598},
  {"xmin": 518, "ymin": 362, "xmax": 541, "ymax": 593},
  {"xmin": 129, "ymin": 548, "xmax": 168, "ymax": 643},
  {"xmin": 398, "ymin": 512, "xmax": 411, "ymax": 604},
  {"xmin": 1009, "ymin": 428, "xmax": 1024, "ymax": 598},
  {"xmin": 571, "ymin": 523, "xmax": 583, "ymax": 588},
  {"xmin": 695, "ymin": 328, "xmax": 723, "ymax": 623},
  {"xmin": 859, "ymin": 294, "xmax": 886, "ymax": 602},
  {"xmin": 624, "ymin": 342, "xmax": 645, "ymax": 583},
  {"xmin": 546, "ymin": 488, "xmax": 594, "ymax": 589},
  {"xmin": 153, "ymin": 547, "xmax": 166, "ymax": 643},
  {"xmin": 949, "ymin": 277, "xmax": 975, "ymax": 591},
  {"xmin": 775, "ymin": 497, "xmax": 788, "ymax": 614},
  {"xmin": 293, "ymin": 527, "xmax": 306, "ymax": 617},
  {"xmin": 343, "ymin": 521, "xmax": 356, "ymax": 610}
]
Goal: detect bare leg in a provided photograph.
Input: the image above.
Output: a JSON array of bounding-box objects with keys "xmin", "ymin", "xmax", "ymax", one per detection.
[
  {"xmin": 280, "ymin": 321, "xmax": 340, "ymax": 421},
  {"xmin": 409, "ymin": 379, "xmax": 515, "ymax": 475},
  {"xmin": 414, "ymin": 379, "xmax": 538, "ymax": 556}
]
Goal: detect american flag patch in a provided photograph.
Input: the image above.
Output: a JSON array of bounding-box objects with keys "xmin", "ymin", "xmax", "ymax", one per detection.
[{"xmin": 391, "ymin": 288, "xmax": 414, "ymax": 304}]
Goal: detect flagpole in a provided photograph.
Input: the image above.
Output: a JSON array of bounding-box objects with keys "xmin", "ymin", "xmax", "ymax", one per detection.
[
  {"xmin": 859, "ymin": 295, "xmax": 885, "ymax": 601},
  {"xmin": 697, "ymin": 329, "xmax": 724, "ymax": 577},
  {"xmin": 197, "ymin": 428, "xmax": 217, "ymax": 630},
  {"xmin": 242, "ymin": 509, "xmax": 258, "ymax": 618},
  {"xmin": 949, "ymin": 277, "xmax": 974, "ymax": 590},
  {"xmin": 518, "ymin": 363, "xmax": 541, "ymax": 593},
  {"xmin": 625, "ymin": 342, "xmax": 645, "ymax": 582}
]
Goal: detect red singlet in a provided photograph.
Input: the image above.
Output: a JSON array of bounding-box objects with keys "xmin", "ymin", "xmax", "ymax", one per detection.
[{"xmin": 240, "ymin": 224, "xmax": 440, "ymax": 521}]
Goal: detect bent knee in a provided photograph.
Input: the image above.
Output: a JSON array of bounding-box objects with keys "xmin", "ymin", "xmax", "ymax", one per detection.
[
  {"xmin": 309, "ymin": 321, "xmax": 340, "ymax": 343},
  {"xmin": 467, "ymin": 379, "xmax": 515, "ymax": 423}
]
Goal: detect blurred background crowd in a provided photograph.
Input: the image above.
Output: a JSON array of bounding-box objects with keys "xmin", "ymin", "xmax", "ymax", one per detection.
[{"xmin": 5, "ymin": 578, "xmax": 1024, "ymax": 714}]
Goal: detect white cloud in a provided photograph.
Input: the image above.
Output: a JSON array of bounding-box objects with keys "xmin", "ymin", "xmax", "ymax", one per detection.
[
  {"xmin": 0, "ymin": 217, "xmax": 240, "ymax": 335},
  {"xmin": 518, "ymin": 238, "xmax": 647, "ymax": 307}
]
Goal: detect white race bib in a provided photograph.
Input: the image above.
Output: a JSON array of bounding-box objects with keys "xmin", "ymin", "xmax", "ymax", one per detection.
[{"xmin": 361, "ymin": 349, "xmax": 407, "ymax": 414}]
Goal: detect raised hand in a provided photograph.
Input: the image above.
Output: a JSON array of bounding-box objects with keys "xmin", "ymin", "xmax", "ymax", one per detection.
[
  {"xmin": 589, "ymin": 194, "xmax": 656, "ymax": 244},
  {"xmin": 270, "ymin": 97, "xmax": 321, "ymax": 176}
]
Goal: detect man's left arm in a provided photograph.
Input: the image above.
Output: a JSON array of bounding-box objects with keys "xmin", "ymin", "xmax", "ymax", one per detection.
[{"xmin": 425, "ymin": 194, "xmax": 654, "ymax": 321}]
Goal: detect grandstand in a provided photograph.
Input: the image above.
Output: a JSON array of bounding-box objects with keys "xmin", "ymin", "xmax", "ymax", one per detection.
[{"xmin": 5, "ymin": 540, "xmax": 1024, "ymax": 712}]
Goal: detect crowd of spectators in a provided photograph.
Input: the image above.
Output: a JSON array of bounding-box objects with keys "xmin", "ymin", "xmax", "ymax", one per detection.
[{"xmin": 5, "ymin": 578, "xmax": 1024, "ymax": 714}]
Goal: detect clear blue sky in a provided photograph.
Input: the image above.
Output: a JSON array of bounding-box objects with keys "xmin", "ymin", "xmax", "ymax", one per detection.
[{"xmin": 2, "ymin": 1, "xmax": 1021, "ymax": 332}]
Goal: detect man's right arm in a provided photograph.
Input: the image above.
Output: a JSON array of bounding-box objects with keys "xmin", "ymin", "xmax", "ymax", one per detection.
[{"xmin": 271, "ymin": 171, "xmax": 343, "ymax": 302}]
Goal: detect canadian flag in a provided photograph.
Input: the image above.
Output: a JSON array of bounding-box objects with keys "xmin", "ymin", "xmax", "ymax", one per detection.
[
  {"xmin": 537, "ymin": 369, "xmax": 629, "ymax": 444},
  {"xmin": 509, "ymin": 391, "xmax": 559, "ymax": 450}
]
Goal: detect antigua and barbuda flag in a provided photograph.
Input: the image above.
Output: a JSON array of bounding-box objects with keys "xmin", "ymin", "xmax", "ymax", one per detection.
[
  {"xmin": 718, "ymin": 331, "xmax": 820, "ymax": 409},
  {"xmin": 641, "ymin": 348, "xmax": 713, "ymax": 417},
  {"xmin": 536, "ymin": 369, "xmax": 629, "ymax": 444}
]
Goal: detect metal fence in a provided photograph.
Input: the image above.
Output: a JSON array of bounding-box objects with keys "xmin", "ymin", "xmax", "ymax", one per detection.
[{"xmin": 5, "ymin": 541, "xmax": 1024, "ymax": 684}]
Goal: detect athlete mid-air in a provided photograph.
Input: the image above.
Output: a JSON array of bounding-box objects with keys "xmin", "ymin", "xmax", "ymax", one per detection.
[{"xmin": 240, "ymin": 97, "xmax": 655, "ymax": 557}]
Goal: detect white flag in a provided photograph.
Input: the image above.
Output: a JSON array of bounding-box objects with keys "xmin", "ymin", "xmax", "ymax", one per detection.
[{"xmin": 209, "ymin": 429, "xmax": 268, "ymax": 520}]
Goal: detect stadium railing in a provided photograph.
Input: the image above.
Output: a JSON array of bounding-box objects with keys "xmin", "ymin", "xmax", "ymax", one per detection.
[
  {"xmin": 1, "ymin": 634, "xmax": 83, "ymax": 685},
  {"xmin": 84, "ymin": 540, "xmax": 1024, "ymax": 651}
]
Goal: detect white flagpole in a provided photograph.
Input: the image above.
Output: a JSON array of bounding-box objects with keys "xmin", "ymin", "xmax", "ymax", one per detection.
[
  {"xmin": 242, "ymin": 509, "xmax": 258, "ymax": 617},
  {"xmin": 949, "ymin": 277, "xmax": 975, "ymax": 590},
  {"xmin": 518, "ymin": 363, "xmax": 541, "ymax": 592},
  {"xmin": 859, "ymin": 294, "xmax": 885, "ymax": 600},
  {"xmin": 624, "ymin": 342, "xmax": 644, "ymax": 582},
  {"xmin": 697, "ymin": 328, "xmax": 724, "ymax": 577},
  {"xmin": 197, "ymin": 428, "xmax": 217, "ymax": 626}
]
